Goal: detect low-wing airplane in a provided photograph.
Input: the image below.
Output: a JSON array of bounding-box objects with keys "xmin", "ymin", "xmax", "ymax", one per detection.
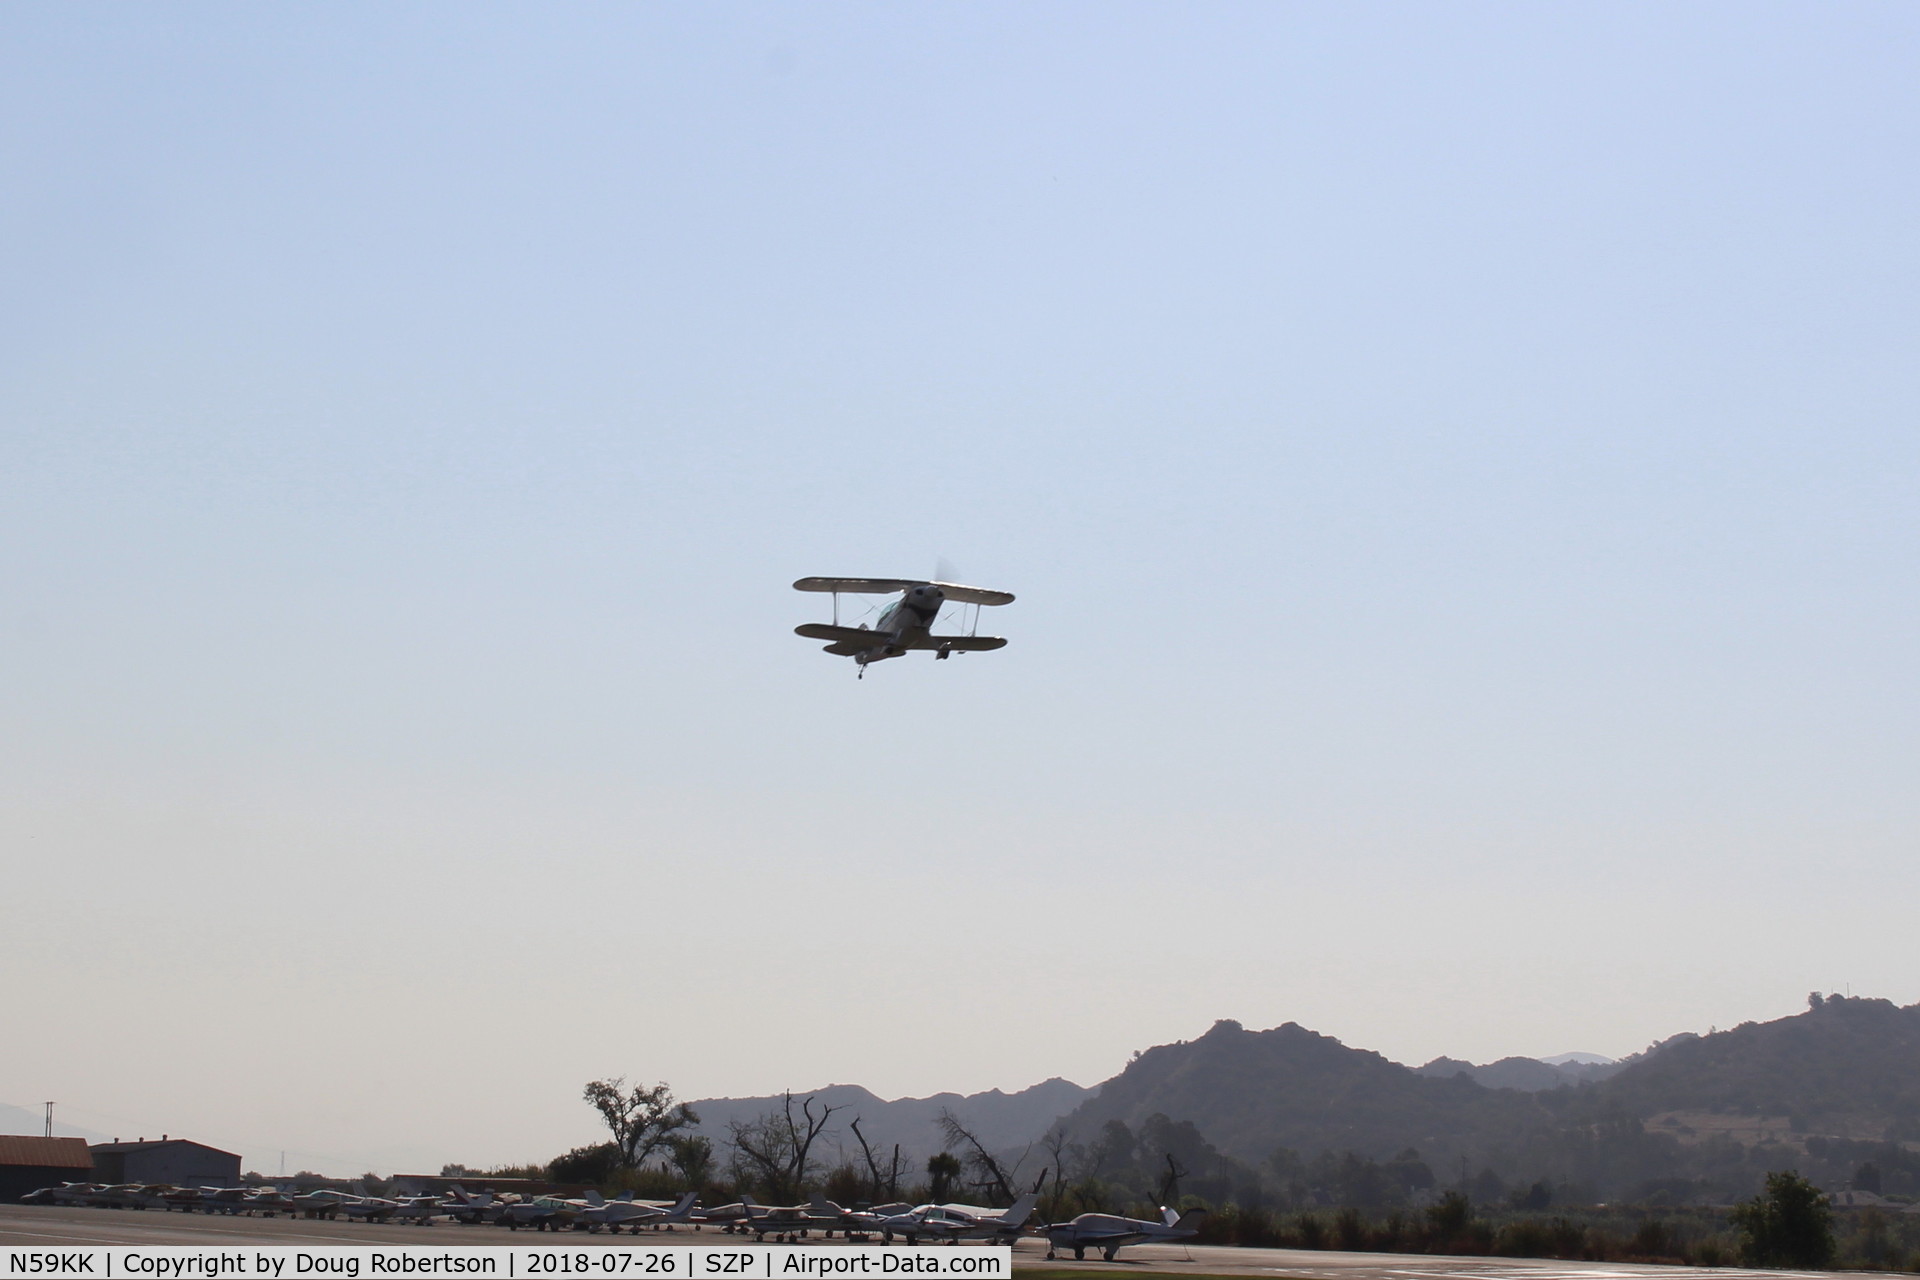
[
  {"xmin": 793, "ymin": 577, "xmax": 1015, "ymax": 677},
  {"xmin": 878, "ymin": 1193, "xmax": 1040, "ymax": 1246},
  {"xmin": 290, "ymin": 1187, "xmax": 360, "ymax": 1219},
  {"xmin": 581, "ymin": 1189, "xmax": 698, "ymax": 1233},
  {"xmin": 442, "ymin": 1187, "xmax": 506, "ymax": 1224},
  {"xmin": 1043, "ymin": 1206, "xmax": 1207, "ymax": 1261}
]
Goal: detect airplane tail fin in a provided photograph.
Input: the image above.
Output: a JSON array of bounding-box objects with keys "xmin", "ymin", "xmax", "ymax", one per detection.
[
  {"xmin": 810, "ymin": 1194, "xmax": 840, "ymax": 1216},
  {"xmin": 585, "ymin": 1190, "xmax": 605, "ymax": 1207},
  {"xmin": 1171, "ymin": 1207, "xmax": 1208, "ymax": 1233},
  {"xmin": 998, "ymin": 1193, "xmax": 1039, "ymax": 1225},
  {"xmin": 672, "ymin": 1191, "xmax": 698, "ymax": 1215}
]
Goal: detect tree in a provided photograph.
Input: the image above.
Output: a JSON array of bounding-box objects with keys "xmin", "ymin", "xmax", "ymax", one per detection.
[
  {"xmin": 583, "ymin": 1078, "xmax": 698, "ymax": 1171},
  {"xmin": 1731, "ymin": 1170, "xmax": 1835, "ymax": 1269},
  {"xmin": 926, "ymin": 1153, "xmax": 961, "ymax": 1203},
  {"xmin": 849, "ymin": 1117, "xmax": 905, "ymax": 1203},
  {"xmin": 937, "ymin": 1108, "xmax": 1026, "ymax": 1204},
  {"xmin": 550, "ymin": 1142, "xmax": 622, "ymax": 1184},
  {"xmin": 727, "ymin": 1091, "xmax": 843, "ymax": 1202},
  {"xmin": 667, "ymin": 1134, "xmax": 714, "ymax": 1190}
]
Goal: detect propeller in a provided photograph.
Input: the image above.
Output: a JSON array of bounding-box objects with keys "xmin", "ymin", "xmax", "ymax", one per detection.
[{"xmin": 932, "ymin": 556, "xmax": 978, "ymax": 639}]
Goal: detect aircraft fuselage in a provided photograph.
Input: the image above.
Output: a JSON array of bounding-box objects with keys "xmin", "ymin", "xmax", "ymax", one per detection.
[{"xmin": 861, "ymin": 584, "xmax": 945, "ymax": 665}]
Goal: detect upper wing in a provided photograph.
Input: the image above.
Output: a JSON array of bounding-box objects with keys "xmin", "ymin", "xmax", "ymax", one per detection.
[
  {"xmin": 927, "ymin": 580, "xmax": 1015, "ymax": 606},
  {"xmin": 902, "ymin": 634, "xmax": 1008, "ymax": 651},
  {"xmin": 793, "ymin": 576, "xmax": 1015, "ymax": 606},
  {"xmin": 793, "ymin": 577, "xmax": 920, "ymax": 595}
]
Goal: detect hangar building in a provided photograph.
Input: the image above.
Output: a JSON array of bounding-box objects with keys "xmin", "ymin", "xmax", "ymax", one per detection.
[
  {"xmin": 90, "ymin": 1138, "xmax": 241, "ymax": 1187},
  {"xmin": 0, "ymin": 1135, "xmax": 95, "ymax": 1201}
]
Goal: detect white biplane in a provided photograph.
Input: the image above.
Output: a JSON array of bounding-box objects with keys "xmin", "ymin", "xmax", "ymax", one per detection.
[{"xmin": 793, "ymin": 577, "xmax": 1015, "ymax": 677}]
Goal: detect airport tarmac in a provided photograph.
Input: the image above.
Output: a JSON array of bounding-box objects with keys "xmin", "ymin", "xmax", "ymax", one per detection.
[{"xmin": 0, "ymin": 1206, "xmax": 1842, "ymax": 1280}]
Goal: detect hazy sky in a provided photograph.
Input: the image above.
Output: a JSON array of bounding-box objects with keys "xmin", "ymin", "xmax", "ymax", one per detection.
[{"xmin": 5, "ymin": 2, "xmax": 1917, "ymax": 1177}]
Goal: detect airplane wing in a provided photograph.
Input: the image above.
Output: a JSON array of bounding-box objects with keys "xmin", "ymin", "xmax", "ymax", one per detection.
[
  {"xmin": 903, "ymin": 634, "xmax": 1008, "ymax": 651},
  {"xmin": 1064, "ymin": 1229, "xmax": 1146, "ymax": 1245},
  {"xmin": 794, "ymin": 576, "xmax": 1015, "ymax": 606},
  {"xmin": 795, "ymin": 623, "xmax": 889, "ymax": 647},
  {"xmin": 927, "ymin": 580, "xmax": 1015, "ymax": 606},
  {"xmin": 793, "ymin": 577, "xmax": 921, "ymax": 595}
]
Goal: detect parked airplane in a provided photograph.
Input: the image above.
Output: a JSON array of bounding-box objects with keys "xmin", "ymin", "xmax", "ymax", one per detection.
[
  {"xmin": 1043, "ymin": 1206, "xmax": 1207, "ymax": 1261},
  {"xmin": 442, "ymin": 1187, "xmax": 506, "ymax": 1225},
  {"xmin": 743, "ymin": 1194, "xmax": 818, "ymax": 1241},
  {"xmin": 647, "ymin": 1191, "xmax": 704, "ymax": 1229},
  {"xmin": 290, "ymin": 1187, "xmax": 359, "ymax": 1219},
  {"xmin": 341, "ymin": 1190, "xmax": 399, "ymax": 1224},
  {"xmin": 877, "ymin": 1194, "xmax": 1039, "ymax": 1246},
  {"xmin": 580, "ymin": 1189, "xmax": 696, "ymax": 1233},
  {"xmin": 501, "ymin": 1194, "xmax": 582, "ymax": 1231},
  {"xmin": 702, "ymin": 1196, "xmax": 756, "ymax": 1231},
  {"xmin": 388, "ymin": 1191, "xmax": 444, "ymax": 1225},
  {"xmin": 792, "ymin": 578, "xmax": 1014, "ymax": 677}
]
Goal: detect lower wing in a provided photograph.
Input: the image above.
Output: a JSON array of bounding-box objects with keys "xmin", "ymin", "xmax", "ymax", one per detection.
[
  {"xmin": 796, "ymin": 623, "xmax": 889, "ymax": 647},
  {"xmin": 903, "ymin": 634, "xmax": 1008, "ymax": 651}
]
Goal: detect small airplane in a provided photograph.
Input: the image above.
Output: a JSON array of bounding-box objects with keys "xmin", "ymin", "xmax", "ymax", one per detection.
[
  {"xmin": 616, "ymin": 1191, "xmax": 702, "ymax": 1231},
  {"xmin": 581, "ymin": 1189, "xmax": 698, "ymax": 1233},
  {"xmin": 500, "ymin": 1194, "xmax": 583, "ymax": 1231},
  {"xmin": 742, "ymin": 1194, "xmax": 820, "ymax": 1241},
  {"xmin": 442, "ymin": 1187, "xmax": 509, "ymax": 1225},
  {"xmin": 1043, "ymin": 1206, "xmax": 1207, "ymax": 1261},
  {"xmin": 876, "ymin": 1193, "xmax": 1039, "ymax": 1246},
  {"xmin": 793, "ymin": 577, "xmax": 1015, "ymax": 677}
]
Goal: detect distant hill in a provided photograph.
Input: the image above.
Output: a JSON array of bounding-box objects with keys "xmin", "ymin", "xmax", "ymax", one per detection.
[
  {"xmin": 685, "ymin": 1078, "xmax": 1091, "ymax": 1171},
  {"xmin": 1594, "ymin": 995, "xmax": 1920, "ymax": 1131},
  {"xmin": 1039, "ymin": 999, "xmax": 1920, "ymax": 1202},
  {"xmin": 1048, "ymin": 1020, "xmax": 1555, "ymax": 1170},
  {"xmin": 1415, "ymin": 1054, "xmax": 1621, "ymax": 1091},
  {"xmin": 1542, "ymin": 1052, "xmax": 1616, "ymax": 1067}
]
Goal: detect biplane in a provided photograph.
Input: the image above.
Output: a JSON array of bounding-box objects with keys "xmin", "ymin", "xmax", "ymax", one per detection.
[{"xmin": 792, "ymin": 576, "xmax": 1015, "ymax": 677}]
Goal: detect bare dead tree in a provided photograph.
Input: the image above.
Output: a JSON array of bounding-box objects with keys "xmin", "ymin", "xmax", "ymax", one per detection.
[
  {"xmin": 1039, "ymin": 1128, "xmax": 1073, "ymax": 1221},
  {"xmin": 726, "ymin": 1091, "xmax": 843, "ymax": 1203},
  {"xmin": 937, "ymin": 1107, "xmax": 1027, "ymax": 1205},
  {"xmin": 1157, "ymin": 1152, "xmax": 1188, "ymax": 1208},
  {"xmin": 849, "ymin": 1117, "xmax": 885, "ymax": 1204}
]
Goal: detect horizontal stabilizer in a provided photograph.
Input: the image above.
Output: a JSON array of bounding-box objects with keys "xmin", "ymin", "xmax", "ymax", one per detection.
[{"xmin": 905, "ymin": 634, "xmax": 1008, "ymax": 651}]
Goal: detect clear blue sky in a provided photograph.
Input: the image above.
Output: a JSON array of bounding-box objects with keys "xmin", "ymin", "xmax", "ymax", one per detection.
[{"xmin": 4, "ymin": 2, "xmax": 1916, "ymax": 1175}]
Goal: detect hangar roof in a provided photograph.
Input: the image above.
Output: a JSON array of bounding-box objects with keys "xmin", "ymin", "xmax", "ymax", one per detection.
[
  {"xmin": 0, "ymin": 1135, "xmax": 95, "ymax": 1169},
  {"xmin": 91, "ymin": 1139, "xmax": 240, "ymax": 1159}
]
